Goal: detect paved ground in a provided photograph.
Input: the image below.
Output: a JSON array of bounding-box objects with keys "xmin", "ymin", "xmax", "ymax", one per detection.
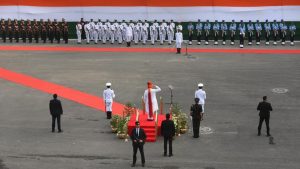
[{"xmin": 0, "ymin": 42, "xmax": 300, "ymax": 169}]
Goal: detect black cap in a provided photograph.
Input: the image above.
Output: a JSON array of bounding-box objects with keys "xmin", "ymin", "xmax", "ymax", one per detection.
[{"xmin": 135, "ymin": 121, "xmax": 140, "ymax": 125}]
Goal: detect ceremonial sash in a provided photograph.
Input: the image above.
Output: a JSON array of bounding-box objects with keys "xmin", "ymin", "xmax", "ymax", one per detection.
[{"xmin": 148, "ymin": 88, "xmax": 153, "ymax": 118}]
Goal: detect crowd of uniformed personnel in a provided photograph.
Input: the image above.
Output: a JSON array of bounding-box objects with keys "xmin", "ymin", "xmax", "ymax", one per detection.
[
  {"xmin": 0, "ymin": 18, "xmax": 69, "ymax": 44},
  {"xmin": 187, "ymin": 19, "xmax": 296, "ymax": 48},
  {"xmin": 1, "ymin": 18, "xmax": 297, "ymax": 48},
  {"xmin": 77, "ymin": 18, "xmax": 296, "ymax": 48},
  {"xmin": 76, "ymin": 18, "xmax": 179, "ymax": 45}
]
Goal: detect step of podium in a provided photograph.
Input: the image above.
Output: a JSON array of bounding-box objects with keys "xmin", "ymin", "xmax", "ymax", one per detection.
[{"xmin": 127, "ymin": 114, "xmax": 166, "ymax": 142}]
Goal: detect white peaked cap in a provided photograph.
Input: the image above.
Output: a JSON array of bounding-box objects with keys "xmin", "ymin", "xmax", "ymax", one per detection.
[
  {"xmin": 198, "ymin": 83, "xmax": 204, "ymax": 87},
  {"xmin": 106, "ymin": 82, "xmax": 111, "ymax": 86}
]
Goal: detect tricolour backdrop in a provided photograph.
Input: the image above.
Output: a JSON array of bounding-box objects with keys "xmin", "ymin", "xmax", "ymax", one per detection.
[{"xmin": 0, "ymin": 0, "xmax": 300, "ymax": 21}]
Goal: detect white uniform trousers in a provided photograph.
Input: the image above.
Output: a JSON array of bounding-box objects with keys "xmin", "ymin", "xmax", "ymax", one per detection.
[
  {"xmin": 76, "ymin": 31, "xmax": 81, "ymax": 43},
  {"xmin": 134, "ymin": 32, "xmax": 139, "ymax": 44},
  {"xmin": 102, "ymin": 31, "xmax": 107, "ymax": 44},
  {"xmin": 117, "ymin": 32, "xmax": 123, "ymax": 44},
  {"xmin": 105, "ymin": 101, "xmax": 113, "ymax": 112},
  {"xmin": 110, "ymin": 31, "xmax": 115, "ymax": 44},
  {"xmin": 94, "ymin": 30, "xmax": 99, "ymax": 43},
  {"xmin": 176, "ymin": 41, "xmax": 182, "ymax": 48},
  {"xmin": 154, "ymin": 29, "xmax": 158, "ymax": 41},
  {"xmin": 89, "ymin": 29, "xmax": 94, "ymax": 40},
  {"xmin": 167, "ymin": 32, "xmax": 172, "ymax": 44},
  {"xmin": 142, "ymin": 32, "xmax": 147, "ymax": 44}
]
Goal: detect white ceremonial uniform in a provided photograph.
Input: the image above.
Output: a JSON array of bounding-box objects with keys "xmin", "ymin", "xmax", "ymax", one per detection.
[
  {"xmin": 102, "ymin": 25, "xmax": 108, "ymax": 44},
  {"xmin": 195, "ymin": 89, "xmax": 207, "ymax": 112},
  {"xmin": 113, "ymin": 22, "xmax": 119, "ymax": 41},
  {"xmin": 125, "ymin": 25, "xmax": 133, "ymax": 42},
  {"xmin": 143, "ymin": 85, "xmax": 161, "ymax": 117},
  {"xmin": 76, "ymin": 23, "xmax": 82, "ymax": 43},
  {"xmin": 105, "ymin": 22, "xmax": 111, "ymax": 40},
  {"xmin": 159, "ymin": 24, "xmax": 166, "ymax": 44},
  {"xmin": 150, "ymin": 25, "xmax": 156, "ymax": 44},
  {"xmin": 133, "ymin": 25, "xmax": 140, "ymax": 44},
  {"xmin": 84, "ymin": 24, "xmax": 91, "ymax": 44},
  {"xmin": 175, "ymin": 32, "xmax": 183, "ymax": 48},
  {"xmin": 162, "ymin": 22, "xmax": 167, "ymax": 40},
  {"xmin": 153, "ymin": 22, "xmax": 159, "ymax": 41},
  {"xmin": 110, "ymin": 25, "xmax": 116, "ymax": 44},
  {"xmin": 103, "ymin": 88, "xmax": 115, "ymax": 112},
  {"xmin": 141, "ymin": 25, "xmax": 148, "ymax": 44},
  {"xmin": 89, "ymin": 22, "xmax": 95, "ymax": 40},
  {"xmin": 121, "ymin": 22, "xmax": 127, "ymax": 40},
  {"xmin": 167, "ymin": 24, "xmax": 174, "ymax": 44},
  {"xmin": 97, "ymin": 22, "xmax": 103, "ymax": 41},
  {"xmin": 116, "ymin": 25, "xmax": 123, "ymax": 44},
  {"xmin": 137, "ymin": 22, "xmax": 143, "ymax": 41},
  {"xmin": 94, "ymin": 24, "xmax": 100, "ymax": 44},
  {"xmin": 170, "ymin": 22, "xmax": 175, "ymax": 41}
]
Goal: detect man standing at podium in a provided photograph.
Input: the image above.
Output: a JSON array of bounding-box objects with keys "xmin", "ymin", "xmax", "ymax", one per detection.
[{"xmin": 144, "ymin": 81, "xmax": 161, "ymax": 121}]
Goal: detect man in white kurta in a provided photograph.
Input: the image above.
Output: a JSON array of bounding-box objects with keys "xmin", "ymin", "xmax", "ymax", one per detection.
[
  {"xmin": 144, "ymin": 82, "xmax": 161, "ymax": 121},
  {"xmin": 103, "ymin": 82, "xmax": 115, "ymax": 119},
  {"xmin": 175, "ymin": 30, "xmax": 183, "ymax": 54},
  {"xmin": 195, "ymin": 83, "xmax": 206, "ymax": 113}
]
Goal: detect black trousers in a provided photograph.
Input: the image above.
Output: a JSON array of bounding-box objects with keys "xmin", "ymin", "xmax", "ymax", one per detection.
[
  {"xmin": 52, "ymin": 115, "xmax": 62, "ymax": 131},
  {"xmin": 15, "ymin": 32, "xmax": 19, "ymax": 42},
  {"xmin": 164, "ymin": 136, "xmax": 173, "ymax": 155},
  {"xmin": 205, "ymin": 32, "xmax": 209, "ymax": 42},
  {"xmin": 188, "ymin": 33, "xmax": 193, "ymax": 42},
  {"xmin": 273, "ymin": 31, "xmax": 278, "ymax": 42},
  {"xmin": 281, "ymin": 32, "xmax": 286, "ymax": 42},
  {"xmin": 258, "ymin": 116, "xmax": 270, "ymax": 135},
  {"xmin": 265, "ymin": 32, "xmax": 270, "ymax": 42},
  {"xmin": 214, "ymin": 32, "xmax": 218, "ymax": 41},
  {"xmin": 132, "ymin": 143, "xmax": 145, "ymax": 165},
  {"xmin": 230, "ymin": 32, "xmax": 235, "ymax": 42},
  {"xmin": 256, "ymin": 32, "xmax": 261, "ymax": 42},
  {"xmin": 222, "ymin": 32, "xmax": 226, "ymax": 42},
  {"xmin": 290, "ymin": 34, "xmax": 295, "ymax": 42},
  {"xmin": 2, "ymin": 33, "xmax": 6, "ymax": 42},
  {"xmin": 248, "ymin": 32, "xmax": 253, "ymax": 42},
  {"xmin": 239, "ymin": 34, "xmax": 244, "ymax": 45},
  {"xmin": 197, "ymin": 33, "xmax": 201, "ymax": 42},
  {"xmin": 192, "ymin": 118, "xmax": 200, "ymax": 138}
]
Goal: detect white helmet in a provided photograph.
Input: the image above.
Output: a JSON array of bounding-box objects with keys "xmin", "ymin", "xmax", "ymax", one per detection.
[
  {"xmin": 198, "ymin": 83, "xmax": 204, "ymax": 87},
  {"xmin": 106, "ymin": 82, "xmax": 111, "ymax": 87}
]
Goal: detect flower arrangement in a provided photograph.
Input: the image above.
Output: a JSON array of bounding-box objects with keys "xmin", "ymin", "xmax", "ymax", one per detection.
[{"xmin": 171, "ymin": 104, "xmax": 188, "ymax": 135}]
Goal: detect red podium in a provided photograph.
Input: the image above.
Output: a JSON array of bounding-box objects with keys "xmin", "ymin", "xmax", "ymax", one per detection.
[{"xmin": 127, "ymin": 114, "xmax": 166, "ymax": 142}]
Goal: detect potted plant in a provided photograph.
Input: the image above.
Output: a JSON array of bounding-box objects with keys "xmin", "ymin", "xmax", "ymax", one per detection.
[
  {"xmin": 117, "ymin": 118, "xmax": 127, "ymax": 139},
  {"xmin": 110, "ymin": 115, "xmax": 120, "ymax": 133}
]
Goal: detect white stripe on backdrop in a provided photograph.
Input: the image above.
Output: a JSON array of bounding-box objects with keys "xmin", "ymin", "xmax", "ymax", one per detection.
[{"xmin": 0, "ymin": 6, "xmax": 299, "ymax": 21}]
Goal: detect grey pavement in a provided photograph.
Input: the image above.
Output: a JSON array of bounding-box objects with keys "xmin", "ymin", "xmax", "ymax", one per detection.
[{"xmin": 0, "ymin": 43, "xmax": 300, "ymax": 169}]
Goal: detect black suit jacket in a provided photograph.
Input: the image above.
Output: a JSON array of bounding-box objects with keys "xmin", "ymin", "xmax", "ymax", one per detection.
[
  {"xmin": 49, "ymin": 99, "xmax": 63, "ymax": 116},
  {"xmin": 257, "ymin": 101, "xmax": 272, "ymax": 117},
  {"xmin": 161, "ymin": 119, "xmax": 175, "ymax": 137},
  {"xmin": 130, "ymin": 128, "xmax": 146, "ymax": 145}
]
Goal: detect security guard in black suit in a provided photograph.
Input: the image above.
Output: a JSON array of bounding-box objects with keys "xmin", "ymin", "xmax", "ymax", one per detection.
[
  {"xmin": 161, "ymin": 113, "xmax": 175, "ymax": 157},
  {"xmin": 190, "ymin": 98, "xmax": 203, "ymax": 138},
  {"xmin": 130, "ymin": 121, "xmax": 146, "ymax": 167},
  {"xmin": 257, "ymin": 96, "xmax": 273, "ymax": 136},
  {"xmin": 49, "ymin": 94, "xmax": 63, "ymax": 133}
]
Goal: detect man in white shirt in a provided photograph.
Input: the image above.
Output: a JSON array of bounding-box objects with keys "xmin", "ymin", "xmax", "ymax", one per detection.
[
  {"xmin": 103, "ymin": 82, "xmax": 115, "ymax": 119},
  {"xmin": 144, "ymin": 81, "xmax": 161, "ymax": 121},
  {"xmin": 76, "ymin": 22, "xmax": 82, "ymax": 44},
  {"xmin": 125, "ymin": 24, "xmax": 133, "ymax": 47},
  {"xmin": 195, "ymin": 83, "xmax": 206, "ymax": 113},
  {"xmin": 84, "ymin": 21, "xmax": 90, "ymax": 44},
  {"xmin": 89, "ymin": 19, "xmax": 95, "ymax": 41},
  {"xmin": 175, "ymin": 30, "xmax": 183, "ymax": 54}
]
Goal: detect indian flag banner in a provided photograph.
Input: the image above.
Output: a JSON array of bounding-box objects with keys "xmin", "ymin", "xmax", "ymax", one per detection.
[{"xmin": 0, "ymin": 0, "xmax": 299, "ymax": 21}]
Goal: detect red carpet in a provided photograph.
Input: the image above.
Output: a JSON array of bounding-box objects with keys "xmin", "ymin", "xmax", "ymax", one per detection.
[
  {"xmin": 0, "ymin": 67, "xmax": 125, "ymax": 116},
  {"xmin": 128, "ymin": 114, "xmax": 166, "ymax": 142},
  {"xmin": 0, "ymin": 45, "xmax": 300, "ymax": 54}
]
